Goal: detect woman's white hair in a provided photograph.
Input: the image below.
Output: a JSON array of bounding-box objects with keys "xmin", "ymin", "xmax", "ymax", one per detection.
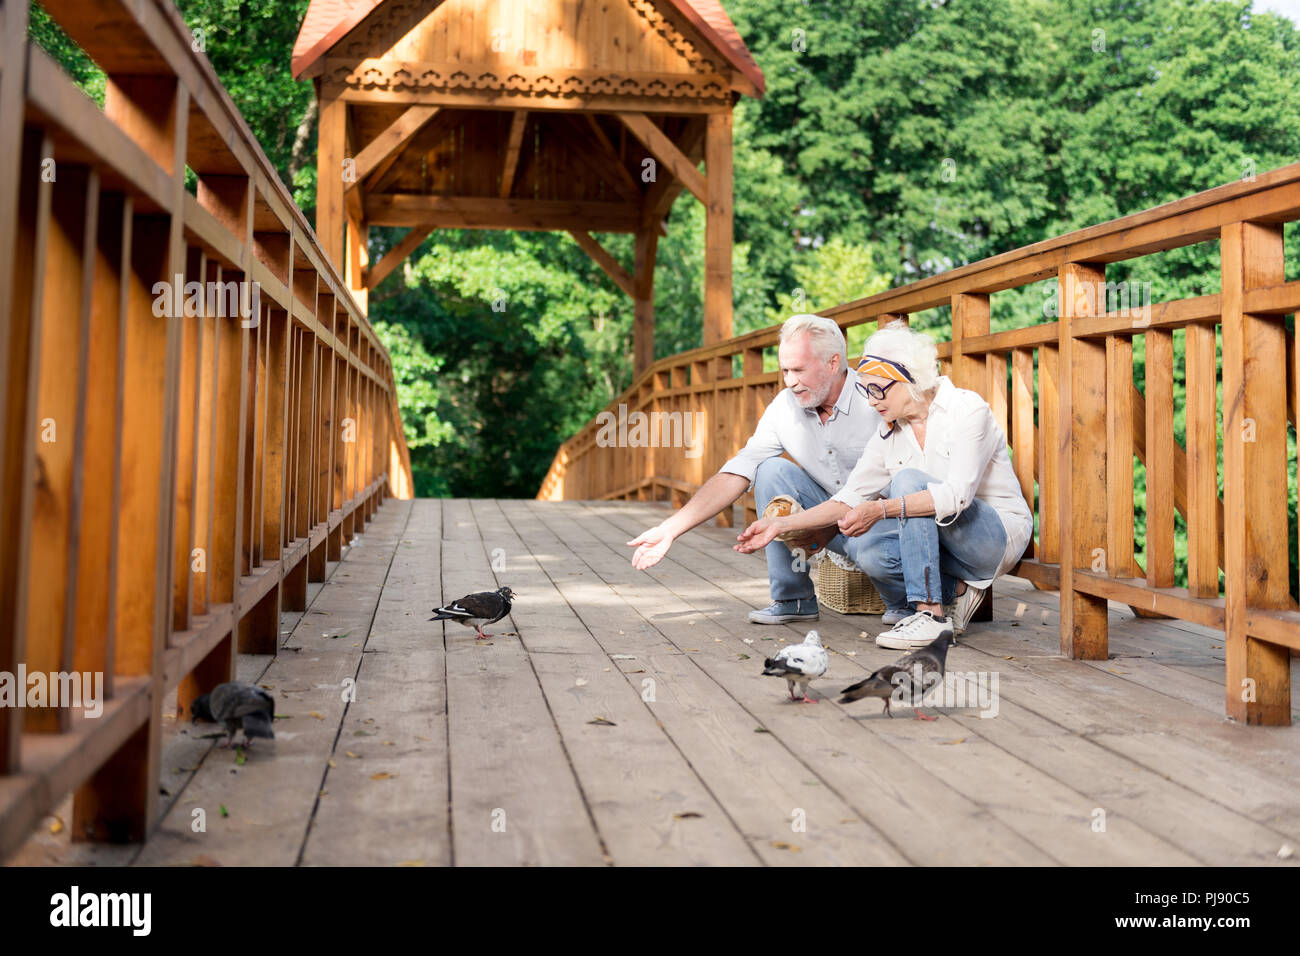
[
  {"xmin": 779, "ymin": 313, "xmax": 847, "ymax": 368},
  {"xmin": 861, "ymin": 320, "xmax": 941, "ymax": 400}
]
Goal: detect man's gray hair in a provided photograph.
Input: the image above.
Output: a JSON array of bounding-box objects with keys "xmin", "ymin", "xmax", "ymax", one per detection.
[
  {"xmin": 779, "ymin": 313, "xmax": 847, "ymax": 368},
  {"xmin": 862, "ymin": 319, "xmax": 941, "ymax": 399}
]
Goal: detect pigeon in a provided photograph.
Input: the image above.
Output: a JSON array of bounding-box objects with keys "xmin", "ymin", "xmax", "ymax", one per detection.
[
  {"xmin": 430, "ymin": 586, "xmax": 515, "ymax": 640},
  {"xmin": 762, "ymin": 630, "xmax": 829, "ymax": 702},
  {"xmin": 191, "ymin": 682, "xmax": 275, "ymax": 748},
  {"xmin": 839, "ymin": 634, "xmax": 950, "ymax": 720}
]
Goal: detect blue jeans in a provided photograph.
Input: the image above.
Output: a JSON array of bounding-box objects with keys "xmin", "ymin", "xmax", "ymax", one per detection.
[
  {"xmin": 853, "ymin": 468, "xmax": 1007, "ymax": 608},
  {"xmin": 752, "ymin": 458, "xmax": 893, "ymax": 606}
]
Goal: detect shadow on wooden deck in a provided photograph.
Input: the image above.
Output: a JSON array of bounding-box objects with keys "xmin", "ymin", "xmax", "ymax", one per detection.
[{"xmin": 9, "ymin": 498, "xmax": 1299, "ymax": 866}]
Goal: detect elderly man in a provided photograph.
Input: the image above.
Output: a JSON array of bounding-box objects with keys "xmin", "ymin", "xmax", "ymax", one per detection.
[{"xmin": 626, "ymin": 314, "xmax": 889, "ymax": 624}]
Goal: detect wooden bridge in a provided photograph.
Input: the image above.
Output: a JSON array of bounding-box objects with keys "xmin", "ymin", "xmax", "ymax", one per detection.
[{"xmin": 1, "ymin": 0, "xmax": 1297, "ymax": 865}]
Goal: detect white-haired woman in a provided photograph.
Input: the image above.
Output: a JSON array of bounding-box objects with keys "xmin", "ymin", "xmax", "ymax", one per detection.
[{"xmin": 735, "ymin": 321, "xmax": 1033, "ymax": 649}]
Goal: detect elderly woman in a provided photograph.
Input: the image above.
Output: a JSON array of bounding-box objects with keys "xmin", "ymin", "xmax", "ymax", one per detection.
[{"xmin": 735, "ymin": 321, "xmax": 1033, "ymax": 650}]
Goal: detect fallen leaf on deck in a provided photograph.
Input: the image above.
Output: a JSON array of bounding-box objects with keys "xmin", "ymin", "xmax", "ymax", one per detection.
[
  {"xmin": 685, "ymin": 648, "xmax": 699, "ymax": 653},
  {"xmin": 273, "ymin": 714, "xmax": 291, "ymax": 719},
  {"xmin": 940, "ymin": 738, "xmax": 966, "ymax": 746},
  {"xmin": 383, "ymin": 740, "xmax": 395, "ymax": 746},
  {"xmin": 754, "ymin": 727, "xmax": 770, "ymax": 734},
  {"xmin": 627, "ymin": 669, "xmax": 645, "ymax": 674},
  {"xmin": 48, "ymin": 815, "xmax": 64, "ymax": 835},
  {"xmin": 415, "ymin": 735, "xmax": 431, "ymax": 742},
  {"xmin": 353, "ymin": 730, "xmax": 376, "ymax": 736},
  {"xmin": 309, "ymin": 711, "xmax": 325, "ymax": 719},
  {"xmin": 260, "ymin": 683, "xmax": 274, "ymax": 690},
  {"xmin": 190, "ymin": 855, "xmax": 222, "ymax": 867},
  {"xmin": 673, "ymin": 812, "xmax": 703, "ymax": 820},
  {"xmin": 219, "ymin": 805, "xmax": 229, "ymax": 818},
  {"xmin": 397, "ymin": 860, "xmax": 425, "ymax": 867},
  {"xmin": 587, "ymin": 717, "xmax": 617, "ymax": 726},
  {"xmin": 1106, "ymin": 667, "xmax": 1129, "ymax": 675},
  {"xmin": 370, "ymin": 772, "xmax": 397, "ymax": 781},
  {"xmin": 345, "ymin": 751, "xmax": 360, "ymax": 758},
  {"xmin": 738, "ymin": 653, "xmax": 751, "ymax": 660},
  {"xmin": 234, "ymin": 748, "xmax": 246, "ymax": 766},
  {"xmin": 1002, "ymin": 656, "xmax": 1016, "ymax": 661},
  {"xmin": 770, "ymin": 841, "xmax": 802, "ymax": 852},
  {"xmin": 328, "ymin": 758, "xmax": 337, "ymax": 768}
]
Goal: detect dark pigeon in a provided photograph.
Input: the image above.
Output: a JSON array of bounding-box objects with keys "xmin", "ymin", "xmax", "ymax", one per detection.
[
  {"xmin": 191, "ymin": 682, "xmax": 275, "ymax": 748},
  {"xmin": 839, "ymin": 634, "xmax": 950, "ymax": 720},
  {"xmin": 430, "ymin": 586, "xmax": 515, "ymax": 640}
]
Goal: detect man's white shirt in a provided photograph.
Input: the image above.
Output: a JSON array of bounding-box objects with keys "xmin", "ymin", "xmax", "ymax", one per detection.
[{"xmin": 718, "ymin": 370, "xmax": 884, "ymax": 495}]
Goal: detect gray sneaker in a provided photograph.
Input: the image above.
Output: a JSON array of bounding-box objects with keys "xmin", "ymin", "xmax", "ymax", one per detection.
[
  {"xmin": 950, "ymin": 584, "xmax": 989, "ymax": 636},
  {"xmin": 748, "ymin": 599, "xmax": 819, "ymax": 625}
]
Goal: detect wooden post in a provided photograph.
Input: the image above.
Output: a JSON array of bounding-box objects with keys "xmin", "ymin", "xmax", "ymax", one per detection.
[
  {"xmin": 633, "ymin": 229, "xmax": 658, "ymax": 376},
  {"xmin": 1058, "ymin": 262, "xmax": 1108, "ymax": 660},
  {"xmin": 1220, "ymin": 221, "xmax": 1290, "ymax": 724},
  {"xmin": 316, "ymin": 90, "xmax": 346, "ymax": 273},
  {"xmin": 703, "ymin": 111, "xmax": 732, "ymax": 344},
  {"xmin": 950, "ymin": 293, "xmax": 989, "ymax": 394}
]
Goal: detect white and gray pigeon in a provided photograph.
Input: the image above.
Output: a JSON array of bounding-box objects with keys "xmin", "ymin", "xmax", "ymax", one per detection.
[
  {"xmin": 190, "ymin": 681, "xmax": 275, "ymax": 748},
  {"xmin": 430, "ymin": 586, "xmax": 516, "ymax": 640},
  {"xmin": 762, "ymin": 630, "xmax": 829, "ymax": 703}
]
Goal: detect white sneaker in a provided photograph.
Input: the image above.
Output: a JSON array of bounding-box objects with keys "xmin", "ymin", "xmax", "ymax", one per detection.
[
  {"xmin": 875, "ymin": 610, "xmax": 954, "ymax": 650},
  {"xmin": 950, "ymin": 584, "xmax": 989, "ymax": 636}
]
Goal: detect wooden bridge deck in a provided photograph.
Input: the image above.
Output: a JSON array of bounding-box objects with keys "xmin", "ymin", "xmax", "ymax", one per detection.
[{"xmin": 9, "ymin": 498, "xmax": 1299, "ymax": 867}]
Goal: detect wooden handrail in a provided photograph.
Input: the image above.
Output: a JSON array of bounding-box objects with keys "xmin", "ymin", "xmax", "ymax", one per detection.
[
  {"xmin": 540, "ymin": 162, "xmax": 1300, "ymax": 727},
  {"xmin": 0, "ymin": 0, "xmax": 414, "ymax": 859}
]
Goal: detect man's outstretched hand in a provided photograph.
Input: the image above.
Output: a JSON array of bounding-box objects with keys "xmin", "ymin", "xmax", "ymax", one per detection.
[
  {"xmin": 628, "ymin": 525, "xmax": 675, "ymax": 570},
  {"xmin": 735, "ymin": 517, "xmax": 783, "ymax": 554}
]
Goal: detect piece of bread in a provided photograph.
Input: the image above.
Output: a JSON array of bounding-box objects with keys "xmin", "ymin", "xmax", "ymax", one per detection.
[{"xmin": 763, "ymin": 495, "xmax": 805, "ymax": 542}]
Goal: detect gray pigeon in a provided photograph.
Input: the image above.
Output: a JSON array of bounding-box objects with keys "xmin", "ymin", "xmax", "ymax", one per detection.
[
  {"xmin": 839, "ymin": 634, "xmax": 949, "ymax": 719},
  {"xmin": 191, "ymin": 682, "xmax": 275, "ymax": 747},
  {"xmin": 430, "ymin": 586, "xmax": 515, "ymax": 639},
  {"xmin": 762, "ymin": 630, "xmax": 829, "ymax": 702}
]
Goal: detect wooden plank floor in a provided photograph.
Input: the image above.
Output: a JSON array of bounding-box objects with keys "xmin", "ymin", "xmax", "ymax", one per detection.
[{"xmin": 8, "ymin": 498, "xmax": 1300, "ymax": 866}]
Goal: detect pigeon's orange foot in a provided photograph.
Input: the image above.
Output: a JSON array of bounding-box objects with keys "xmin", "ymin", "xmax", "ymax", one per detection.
[
  {"xmin": 800, "ymin": 696, "xmax": 818, "ymax": 704},
  {"xmin": 914, "ymin": 710, "xmax": 937, "ymax": 721}
]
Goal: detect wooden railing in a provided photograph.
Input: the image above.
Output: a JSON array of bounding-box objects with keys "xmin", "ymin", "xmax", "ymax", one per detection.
[
  {"xmin": 540, "ymin": 163, "xmax": 1300, "ymax": 726},
  {"xmin": 0, "ymin": 0, "xmax": 414, "ymax": 857}
]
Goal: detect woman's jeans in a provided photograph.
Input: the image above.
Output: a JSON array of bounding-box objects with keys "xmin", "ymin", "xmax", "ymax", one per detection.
[{"xmin": 753, "ymin": 459, "xmax": 1006, "ymax": 609}]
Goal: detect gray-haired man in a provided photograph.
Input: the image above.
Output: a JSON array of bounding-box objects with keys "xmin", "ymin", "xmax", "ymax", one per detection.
[{"xmin": 626, "ymin": 314, "xmax": 890, "ymax": 624}]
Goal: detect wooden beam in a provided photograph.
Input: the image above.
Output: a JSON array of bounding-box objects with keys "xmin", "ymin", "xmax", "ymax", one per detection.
[
  {"xmin": 703, "ymin": 111, "xmax": 733, "ymax": 344},
  {"xmin": 366, "ymin": 226, "xmax": 434, "ymax": 290},
  {"xmin": 350, "ymin": 105, "xmax": 439, "ymax": 187},
  {"xmin": 561, "ymin": 115, "xmax": 642, "ymax": 204},
  {"xmin": 617, "ymin": 111, "xmax": 707, "ymax": 204},
  {"xmin": 568, "ymin": 230, "xmax": 635, "ymax": 298},
  {"xmin": 634, "ymin": 229, "xmax": 659, "ymax": 376},
  {"xmin": 364, "ymin": 194, "xmax": 642, "ymax": 232},
  {"xmin": 585, "ymin": 114, "xmax": 642, "ymax": 199},
  {"xmin": 500, "ymin": 110, "xmax": 528, "ymax": 199}
]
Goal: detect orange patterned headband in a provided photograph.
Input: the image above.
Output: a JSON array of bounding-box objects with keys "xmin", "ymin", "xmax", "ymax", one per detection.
[{"xmin": 855, "ymin": 354, "xmax": 915, "ymax": 383}]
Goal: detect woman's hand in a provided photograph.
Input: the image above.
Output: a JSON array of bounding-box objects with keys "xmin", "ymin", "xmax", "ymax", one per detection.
[
  {"xmin": 838, "ymin": 500, "xmax": 883, "ymax": 538},
  {"xmin": 734, "ymin": 516, "xmax": 785, "ymax": 554},
  {"xmin": 627, "ymin": 525, "xmax": 675, "ymax": 570}
]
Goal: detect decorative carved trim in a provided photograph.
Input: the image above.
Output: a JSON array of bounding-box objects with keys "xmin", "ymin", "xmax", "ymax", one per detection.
[
  {"xmin": 626, "ymin": 0, "xmax": 725, "ymax": 74},
  {"xmin": 327, "ymin": 59, "xmax": 731, "ymax": 101}
]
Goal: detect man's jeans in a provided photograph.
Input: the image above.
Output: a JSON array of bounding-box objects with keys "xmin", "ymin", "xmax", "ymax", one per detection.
[{"xmin": 753, "ymin": 459, "xmax": 1006, "ymax": 609}]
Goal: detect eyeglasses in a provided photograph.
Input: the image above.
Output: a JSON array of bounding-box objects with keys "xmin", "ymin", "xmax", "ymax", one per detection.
[{"xmin": 856, "ymin": 379, "xmax": 900, "ymax": 401}]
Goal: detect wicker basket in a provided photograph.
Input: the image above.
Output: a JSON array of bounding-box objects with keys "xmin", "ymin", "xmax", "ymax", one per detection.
[{"xmin": 814, "ymin": 550, "xmax": 886, "ymax": 614}]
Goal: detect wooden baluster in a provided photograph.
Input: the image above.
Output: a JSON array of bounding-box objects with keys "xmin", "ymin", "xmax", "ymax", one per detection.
[
  {"xmin": 1145, "ymin": 328, "xmax": 1175, "ymax": 588},
  {"xmin": 1010, "ymin": 348, "xmax": 1036, "ymax": 560},
  {"xmin": 1106, "ymin": 334, "xmax": 1135, "ymax": 579},
  {"xmin": 1184, "ymin": 322, "xmax": 1219, "ymax": 597}
]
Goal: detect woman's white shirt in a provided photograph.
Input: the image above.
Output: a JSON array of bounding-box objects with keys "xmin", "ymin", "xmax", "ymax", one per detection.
[{"xmin": 830, "ymin": 376, "xmax": 1033, "ymax": 580}]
